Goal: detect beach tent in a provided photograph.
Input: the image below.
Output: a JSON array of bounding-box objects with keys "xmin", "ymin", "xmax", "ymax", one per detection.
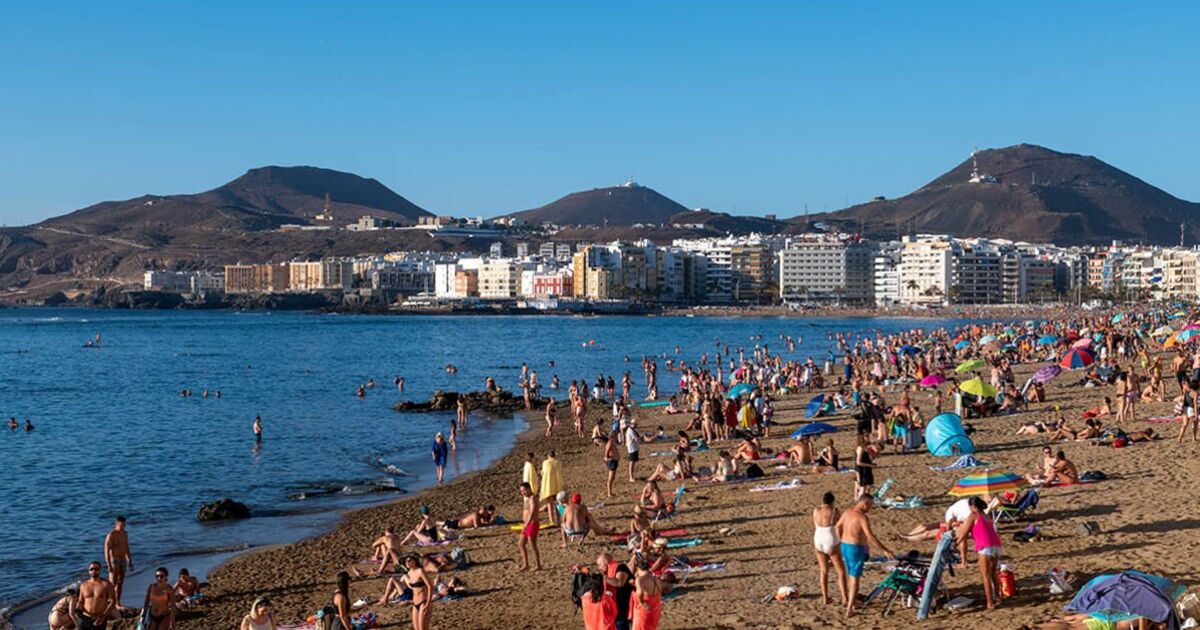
[
  {"xmin": 925, "ymin": 413, "xmax": 975, "ymax": 457},
  {"xmin": 805, "ymin": 394, "xmax": 826, "ymax": 418},
  {"xmin": 726, "ymin": 383, "xmax": 755, "ymax": 399}
]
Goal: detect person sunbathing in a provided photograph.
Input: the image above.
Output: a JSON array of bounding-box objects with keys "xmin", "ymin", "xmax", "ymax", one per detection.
[
  {"xmin": 1015, "ymin": 418, "xmax": 1051, "ymax": 435},
  {"xmin": 640, "ymin": 480, "xmax": 667, "ymax": 513},
  {"xmin": 1047, "ymin": 419, "xmax": 1080, "ymax": 441},
  {"xmin": 442, "ymin": 505, "xmax": 496, "ymax": 530},
  {"xmin": 733, "ymin": 436, "xmax": 762, "ymax": 462},
  {"xmin": 432, "ymin": 576, "xmax": 467, "ymax": 602},
  {"xmin": 786, "ymin": 437, "xmax": 815, "ymax": 465},
  {"xmin": 561, "ymin": 493, "xmax": 610, "ymax": 549},
  {"xmin": 1092, "ymin": 428, "xmax": 1157, "ymax": 446},
  {"xmin": 399, "ymin": 507, "xmax": 440, "ymax": 546},
  {"xmin": 1081, "ymin": 397, "xmax": 1113, "ymax": 419},
  {"xmin": 627, "ymin": 506, "xmax": 654, "ymax": 549},
  {"xmin": 649, "ymin": 453, "xmax": 693, "ymax": 482},
  {"xmin": 1049, "ymin": 450, "xmax": 1080, "ymax": 484},
  {"xmin": 1074, "ymin": 419, "xmax": 1103, "ymax": 441},
  {"xmin": 812, "ymin": 440, "xmax": 840, "ymax": 473}
]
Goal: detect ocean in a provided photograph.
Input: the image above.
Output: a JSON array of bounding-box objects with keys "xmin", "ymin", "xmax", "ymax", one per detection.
[{"xmin": 0, "ymin": 308, "xmax": 968, "ymax": 621}]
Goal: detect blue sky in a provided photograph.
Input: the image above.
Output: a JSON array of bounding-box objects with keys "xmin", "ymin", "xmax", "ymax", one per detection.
[{"xmin": 1, "ymin": 1, "xmax": 1197, "ymax": 225}]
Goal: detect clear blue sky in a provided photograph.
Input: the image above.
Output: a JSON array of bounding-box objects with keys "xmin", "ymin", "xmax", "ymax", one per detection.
[{"xmin": 2, "ymin": 1, "xmax": 1198, "ymax": 225}]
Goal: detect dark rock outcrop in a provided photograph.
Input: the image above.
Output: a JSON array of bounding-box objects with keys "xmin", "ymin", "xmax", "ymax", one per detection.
[{"xmin": 197, "ymin": 498, "xmax": 251, "ymax": 522}]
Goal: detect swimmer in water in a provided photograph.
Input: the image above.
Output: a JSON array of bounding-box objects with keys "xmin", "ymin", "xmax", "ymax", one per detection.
[
  {"xmin": 8, "ymin": 417, "xmax": 16, "ymax": 430},
  {"xmin": 253, "ymin": 415, "xmax": 262, "ymax": 443},
  {"xmin": 24, "ymin": 419, "xmax": 34, "ymax": 432}
]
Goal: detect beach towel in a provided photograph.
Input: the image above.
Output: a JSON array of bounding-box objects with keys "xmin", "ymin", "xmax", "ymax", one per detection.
[
  {"xmin": 670, "ymin": 561, "xmax": 726, "ymax": 574},
  {"xmin": 880, "ymin": 496, "xmax": 925, "ymax": 509},
  {"xmin": 610, "ymin": 528, "xmax": 687, "ymax": 543},
  {"xmin": 749, "ymin": 478, "xmax": 802, "ymax": 492},
  {"xmin": 278, "ymin": 624, "xmax": 317, "ymax": 630},
  {"xmin": 1146, "ymin": 416, "xmax": 1182, "ymax": 423},
  {"xmin": 929, "ymin": 454, "xmax": 989, "ymax": 471},
  {"xmin": 666, "ymin": 537, "xmax": 703, "ymax": 549}
]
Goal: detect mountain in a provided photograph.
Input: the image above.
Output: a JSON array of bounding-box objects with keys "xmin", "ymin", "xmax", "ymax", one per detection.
[
  {"xmin": 0, "ymin": 166, "xmax": 442, "ymax": 301},
  {"xmin": 797, "ymin": 144, "xmax": 1200, "ymax": 245},
  {"xmin": 508, "ymin": 182, "xmax": 689, "ymax": 227},
  {"xmin": 43, "ymin": 165, "xmax": 431, "ymax": 235},
  {"xmin": 667, "ymin": 209, "xmax": 789, "ymax": 234}
]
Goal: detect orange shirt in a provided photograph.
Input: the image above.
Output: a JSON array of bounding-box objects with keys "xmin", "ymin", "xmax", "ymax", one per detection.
[{"xmin": 582, "ymin": 591, "xmax": 617, "ymax": 630}]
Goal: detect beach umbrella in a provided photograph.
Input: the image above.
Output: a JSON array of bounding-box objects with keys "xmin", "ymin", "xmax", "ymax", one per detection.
[
  {"xmin": 953, "ymin": 339, "xmax": 971, "ymax": 350},
  {"xmin": 1037, "ymin": 335, "xmax": 1059, "ymax": 346},
  {"xmin": 959, "ymin": 378, "xmax": 998, "ymax": 398},
  {"xmin": 1003, "ymin": 327, "xmax": 1017, "ymax": 336},
  {"xmin": 1013, "ymin": 333, "xmax": 1033, "ymax": 344},
  {"xmin": 791, "ymin": 422, "xmax": 838, "ymax": 439},
  {"xmin": 1067, "ymin": 571, "xmax": 1183, "ymax": 627},
  {"xmin": 1111, "ymin": 313, "xmax": 1124, "ymax": 323},
  {"xmin": 1169, "ymin": 311, "xmax": 1187, "ymax": 319},
  {"xmin": 805, "ymin": 394, "xmax": 826, "ymax": 418},
  {"xmin": 977, "ymin": 335, "xmax": 998, "ymax": 346},
  {"xmin": 1033, "ymin": 365, "xmax": 1062, "ymax": 383},
  {"xmin": 1176, "ymin": 328, "xmax": 1200, "ymax": 345},
  {"xmin": 1152, "ymin": 325, "xmax": 1174, "ymax": 337},
  {"xmin": 955, "ymin": 359, "xmax": 986, "ymax": 373},
  {"xmin": 1071, "ymin": 337, "xmax": 1093, "ymax": 349},
  {"xmin": 920, "ymin": 374, "xmax": 947, "ymax": 388},
  {"xmin": 948, "ymin": 470, "xmax": 1028, "ymax": 497},
  {"xmin": 726, "ymin": 383, "xmax": 755, "ymax": 399},
  {"xmin": 898, "ymin": 345, "xmax": 922, "ymax": 356},
  {"xmin": 1060, "ymin": 348, "xmax": 1095, "ymax": 369},
  {"xmin": 1183, "ymin": 324, "xmax": 1200, "ymax": 332},
  {"xmin": 1079, "ymin": 327, "xmax": 1091, "ymax": 336}
]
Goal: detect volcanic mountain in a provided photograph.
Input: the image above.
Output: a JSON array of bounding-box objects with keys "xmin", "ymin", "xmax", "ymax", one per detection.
[
  {"xmin": 798, "ymin": 144, "xmax": 1200, "ymax": 245},
  {"xmin": 0, "ymin": 166, "xmax": 442, "ymax": 300},
  {"xmin": 508, "ymin": 182, "xmax": 689, "ymax": 227}
]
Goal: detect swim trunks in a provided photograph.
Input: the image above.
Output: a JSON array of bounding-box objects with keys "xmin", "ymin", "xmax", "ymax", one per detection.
[
  {"xmin": 521, "ymin": 520, "xmax": 540, "ymax": 539},
  {"xmin": 109, "ymin": 559, "xmax": 127, "ymax": 571},
  {"xmin": 78, "ymin": 613, "xmax": 107, "ymax": 630},
  {"xmin": 840, "ymin": 542, "xmax": 868, "ymax": 578},
  {"xmin": 605, "ymin": 459, "xmax": 618, "ymax": 472}
]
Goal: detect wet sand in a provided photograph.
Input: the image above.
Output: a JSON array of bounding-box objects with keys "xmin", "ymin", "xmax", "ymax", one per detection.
[{"xmin": 172, "ymin": 360, "xmax": 1197, "ymax": 630}]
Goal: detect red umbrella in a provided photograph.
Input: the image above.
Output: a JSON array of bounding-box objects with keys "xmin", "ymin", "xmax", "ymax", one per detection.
[{"xmin": 1061, "ymin": 348, "xmax": 1095, "ymax": 369}]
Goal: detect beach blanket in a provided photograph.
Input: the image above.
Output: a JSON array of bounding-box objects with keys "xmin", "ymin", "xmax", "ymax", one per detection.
[
  {"xmin": 749, "ymin": 478, "xmax": 802, "ymax": 492},
  {"xmin": 278, "ymin": 624, "xmax": 316, "ymax": 630},
  {"xmin": 822, "ymin": 467, "xmax": 854, "ymax": 474},
  {"xmin": 670, "ymin": 561, "xmax": 726, "ymax": 574},
  {"xmin": 929, "ymin": 454, "xmax": 989, "ymax": 471},
  {"xmin": 1146, "ymin": 416, "xmax": 1181, "ymax": 423},
  {"xmin": 666, "ymin": 537, "xmax": 704, "ymax": 549}
]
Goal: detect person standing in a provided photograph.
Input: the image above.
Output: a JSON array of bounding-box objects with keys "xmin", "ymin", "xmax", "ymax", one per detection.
[
  {"xmin": 252, "ymin": 415, "xmax": 262, "ymax": 443},
  {"xmin": 140, "ymin": 567, "xmax": 176, "ymax": 630},
  {"xmin": 624, "ymin": 420, "xmax": 642, "ymax": 483},
  {"xmin": 104, "ymin": 516, "xmax": 133, "ymax": 608},
  {"xmin": 331, "ymin": 571, "xmax": 353, "ymax": 630},
  {"xmin": 812, "ymin": 492, "xmax": 848, "ymax": 607},
  {"xmin": 540, "ymin": 451, "xmax": 564, "ymax": 526},
  {"xmin": 630, "ymin": 555, "xmax": 664, "ymax": 630},
  {"xmin": 835, "ymin": 496, "xmax": 894, "ymax": 618},
  {"xmin": 545, "ymin": 398, "xmax": 557, "ymax": 438},
  {"xmin": 456, "ymin": 397, "xmax": 469, "ymax": 430},
  {"xmin": 853, "ymin": 433, "xmax": 876, "ymax": 501},
  {"xmin": 517, "ymin": 482, "xmax": 542, "ymax": 571},
  {"xmin": 603, "ymin": 431, "xmax": 620, "ymax": 498},
  {"xmin": 78, "ymin": 561, "xmax": 117, "ymax": 630},
  {"xmin": 522, "ymin": 452, "xmax": 540, "ymax": 492},
  {"xmin": 954, "ymin": 496, "xmax": 1003, "ymax": 610},
  {"xmin": 431, "ymin": 433, "xmax": 449, "ymax": 483},
  {"xmin": 598, "ymin": 553, "xmax": 634, "ymax": 630}
]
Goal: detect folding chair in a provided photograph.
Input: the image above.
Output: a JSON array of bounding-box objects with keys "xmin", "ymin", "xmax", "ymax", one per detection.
[{"xmin": 653, "ymin": 484, "xmax": 686, "ymax": 525}]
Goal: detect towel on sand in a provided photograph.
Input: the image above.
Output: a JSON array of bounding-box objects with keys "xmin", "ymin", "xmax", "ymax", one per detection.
[{"xmin": 930, "ymin": 454, "xmax": 989, "ymax": 471}]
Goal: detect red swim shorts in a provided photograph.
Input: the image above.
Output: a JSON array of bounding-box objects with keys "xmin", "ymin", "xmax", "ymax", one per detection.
[{"xmin": 522, "ymin": 520, "xmax": 540, "ymax": 539}]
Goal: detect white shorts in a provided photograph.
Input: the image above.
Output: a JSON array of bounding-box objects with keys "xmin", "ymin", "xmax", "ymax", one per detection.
[{"xmin": 977, "ymin": 546, "xmax": 1001, "ymax": 558}]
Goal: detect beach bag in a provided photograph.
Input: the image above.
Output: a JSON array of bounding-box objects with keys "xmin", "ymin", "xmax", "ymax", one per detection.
[
  {"xmin": 1080, "ymin": 470, "xmax": 1107, "ymax": 482},
  {"xmin": 1112, "ymin": 437, "xmax": 1128, "ymax": 448},
  {"xmin": 314, "ymin": 607, "xmax": 337, "ymax": 630},
  {"xmin": 744, "ymin": 463, "xmax": 765, "ymax": 479},
  {"xmin": 570, "ymin": 570, "xmax": 591, "ymax": 611},
  {"xmin": 449, "ymin": 547, "xmax": 471, "ymax": 568}
]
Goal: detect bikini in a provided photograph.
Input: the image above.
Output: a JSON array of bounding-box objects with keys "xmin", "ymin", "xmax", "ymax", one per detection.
[{"xmin": 406, "ymin": 576, "xmax": 429, "ymax": 611}]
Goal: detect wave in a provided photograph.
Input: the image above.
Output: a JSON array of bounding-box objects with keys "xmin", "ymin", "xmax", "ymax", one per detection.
[{"xmin": 286, "ymin": 477, "xmax": 406, "ymax": 501}]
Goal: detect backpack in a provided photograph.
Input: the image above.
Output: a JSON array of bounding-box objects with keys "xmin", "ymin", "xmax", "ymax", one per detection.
[
  {"xmin": 745, "ymin": 463, "xmax": 765, "ymax": 479},
  {"xmin": 448, "ymin": 547, "xmax": 471, "ymax": 568},
  {"xmin": 570, "ymin": 570, "xmax": 592, "ymax": 611}
]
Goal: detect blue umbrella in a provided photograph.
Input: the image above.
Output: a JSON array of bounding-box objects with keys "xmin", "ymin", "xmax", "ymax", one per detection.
[
  {"xmin": 805, "ymin": 394, "xmax": 826, "ymax": 418},
  {"xmin": 954, "ymin": 340, "xmax": 971, "ymax": 350},
  {"xmin": 1037, "ymin": 335, "xmax": 1059, "ymax": 346},
  {"xmin": 726, "ymin": 383, "xmax": 755, "ymax": 399},
  {"xmin": 791, "ymin": 422, "xmax": 838, "ymax": 438},
  {"xmin": 898, "ymin": 345, "xmax": 922, "ymax": 356}
]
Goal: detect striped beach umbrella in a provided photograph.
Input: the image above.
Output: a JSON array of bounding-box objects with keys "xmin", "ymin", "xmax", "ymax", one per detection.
[
  {"xmin": 1033, "ymin": 364, "xmax": 1062, "ymax": 383},
  {"xmin": 948, "ymin": 470, "xmax": 1029, "ymax": 497},
  {"xmin": 1060, "ymin": 348, "xmax": 1095, "ymax": 369}
]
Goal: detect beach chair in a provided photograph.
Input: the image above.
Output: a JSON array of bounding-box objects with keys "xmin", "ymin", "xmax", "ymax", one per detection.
[
  {"xmin": 991, "ymin": 488, "xmax": 1039, "ymax": 524},
  {"xmin": 652, "ymin": 485, "xmax": 686, "ymax": 525}
]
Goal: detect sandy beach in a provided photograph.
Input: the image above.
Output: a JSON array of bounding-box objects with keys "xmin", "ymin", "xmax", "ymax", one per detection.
[{"xmin": 157, "ymin": 348, "xmax": 1199, "ymax": 630}]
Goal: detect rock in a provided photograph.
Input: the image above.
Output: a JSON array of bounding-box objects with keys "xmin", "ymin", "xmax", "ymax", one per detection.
[{"xmin": 197, "ymin": 498, "xmax": 251, "ymax": 522}]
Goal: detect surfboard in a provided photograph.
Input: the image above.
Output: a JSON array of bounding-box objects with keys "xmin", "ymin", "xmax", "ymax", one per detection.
[{"xmin": 638, "ymin": 401, "xmax": 670, "ymax": 407}]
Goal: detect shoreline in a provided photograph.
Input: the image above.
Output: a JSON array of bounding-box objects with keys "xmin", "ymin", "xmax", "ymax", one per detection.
[{"xmin": 2, "ymin": 413, "xmax": 530, "ymax": 630}]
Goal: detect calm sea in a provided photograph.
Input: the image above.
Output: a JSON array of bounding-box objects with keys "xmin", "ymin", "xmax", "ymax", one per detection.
[{"xmin": 0, "ymin": 308, "xmax": 967, "ymax": 615}]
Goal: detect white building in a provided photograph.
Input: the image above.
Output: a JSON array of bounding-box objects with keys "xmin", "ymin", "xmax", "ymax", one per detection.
[
  {"xmin": 479, "ymin": 259, "xmax": 521, "ymax": 299},
  {"xmin": 777, "ymin": 236, "xmax": 873, "ymax": 304},
  {"xmin": 898, "ymin": 236, "xmax": 953, "ymax": 306}
]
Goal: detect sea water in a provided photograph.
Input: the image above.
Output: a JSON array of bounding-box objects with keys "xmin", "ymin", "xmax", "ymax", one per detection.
[{"xmin": 0, "ymin": 308, "xmax": 967, "ymax": 618}]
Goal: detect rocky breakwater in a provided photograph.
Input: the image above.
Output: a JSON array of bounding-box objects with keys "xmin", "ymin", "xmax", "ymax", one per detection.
[{"xmin": 392, "ymin": 389, "xmax": 546, "ymax": 417}]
